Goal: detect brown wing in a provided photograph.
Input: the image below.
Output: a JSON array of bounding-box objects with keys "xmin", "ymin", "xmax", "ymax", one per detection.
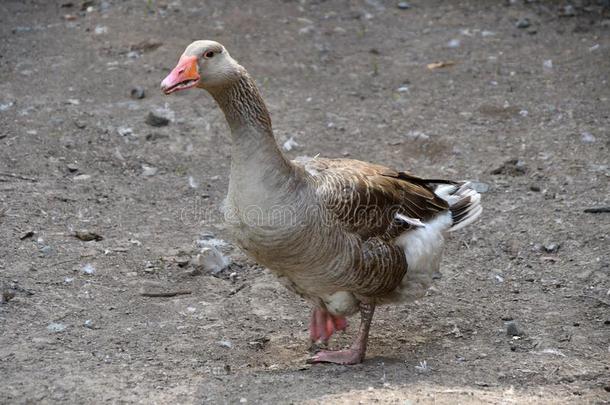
[{"xmin": 293, "ymin": 157, "xmax": 453, "ymax": 241}]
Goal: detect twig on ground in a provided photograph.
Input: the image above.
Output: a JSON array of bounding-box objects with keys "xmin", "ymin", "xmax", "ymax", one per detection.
[
  {"xmin": 584, "ymin": 206, "xmax": 610, "ymax": 213},
  {"xmin": 140, "ymin": 290, "xmax": 192, "ymax": 297},
  {"xmin": 0, "ymin": 172, "xmax": 37, "ymax": 182},
  {"xmin": 228, "ymin": 284, "xmax": 246, "ymax": 296}
]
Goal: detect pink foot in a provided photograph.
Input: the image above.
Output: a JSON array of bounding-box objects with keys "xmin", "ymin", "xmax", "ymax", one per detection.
[
  {"xmin": 309, "ymin": 308, "xmax": 348, "ymax": 343},
  {"xmin": 307, "ymin": 348, "xmax": 364, "ymax": 365}
]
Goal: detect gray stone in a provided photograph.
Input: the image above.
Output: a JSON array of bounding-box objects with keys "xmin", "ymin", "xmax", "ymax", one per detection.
[
  {"xmin": 145, "ymin": 111, "xmax": 170, "ymax": 127},
  {"xmin": 516, "ymin": 18, "xmax": 530, "ymax": 29},
  {"xmin": 543, "ymin": 243, "xmax": 560, "ymax": 253},
  {"xmin": 130, "ymin": 87, "xmax": 145, "ymax": 99},
  {"xmin": 141, "ymin": 165, "xmax": 158, "ymax": 177}
]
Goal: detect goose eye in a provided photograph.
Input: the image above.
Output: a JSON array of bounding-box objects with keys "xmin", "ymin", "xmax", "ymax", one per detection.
[{"xmin": 204, "ymin": 51, "xmax": 215, "ymax": 59}]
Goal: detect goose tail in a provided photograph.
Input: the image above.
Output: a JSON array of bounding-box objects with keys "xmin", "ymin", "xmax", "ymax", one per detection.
[{"xmin": 434, "ymin": 182, "xmax": 482, "ymax": 232}]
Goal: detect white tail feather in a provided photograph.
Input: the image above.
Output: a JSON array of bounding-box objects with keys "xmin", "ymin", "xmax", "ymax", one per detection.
[{"xmin": 434, "ymin": 181, "xmax": 482, "ymax": 232}]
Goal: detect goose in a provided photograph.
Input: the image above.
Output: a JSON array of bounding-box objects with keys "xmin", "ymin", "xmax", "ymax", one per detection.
[{"xmin": 161, "ymin": 40, "xmax": 482, "ymax": 365}]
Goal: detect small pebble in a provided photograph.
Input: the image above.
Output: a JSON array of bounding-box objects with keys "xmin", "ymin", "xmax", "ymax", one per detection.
[
  {"xmin": 516, "ymin": 18, "xmax": 530, "ymax": 29},
  {"xmin": 73, "ymin": 174, "xmax": 91, "ymax": 181},
  {"xmin": 559, "ymin": 5, "xmax": 575, "ymax": 17},
  {"xmin": 73, "ymin": 120, "xmax": 86, "ymax": 129},
  {"xmin": 94, "ymin": 25, "xmax": 108, "ymax": 35},
  {"xmin": 141, "ymin": 165, "xmax": 158, "ymax": 177},
  {"xmin": 176, "ymin": 256, "xmax": 190, "ymax": 267},
  {"xmin": 1, "ymin": 290, "xmax": 16, "ymax": 304},
  {"xmin": 84, "ymin": 319, "xmax": 94, "ymax": 329},
  {"xmin": 405, "ymin": 130, "xmax": 429, "ymax": 141},
  {"xmin": 20, "ymin": 230, "xmax": 35, "ymax": 240},
  {"xmin": 397, "ymin": 2, "xmax": 411, "ymax": 9},
  {"xmin": 117, "ymin": 127, "xmax": 133, "ymax": 137},
  {"xmin": 580, "ymin": 132, "xmax": 595, "ymax": 144},
  {"xmin": 66, "ymin": 163, "xmax": 79, "ymax": 172},
  {"xmin": 505, "ymin": 321, "xmax": 523, "ymax": 336},
  {"xmin": 491, "ymin": 158, "xmax": 527, "ymax": 176},
  {"xmin": 217, "ymin": 340, "xmax": 233, "ymax": 348},
  {"xmin": 47, "ymin": 322, "xmax": 67, "ymax": 333},
  {"xmin": 130, "ymin": 87, "xmax": 146, "ymax": 99},
  {"xmin": 543, "ymin": 243, "xmax": 560, "ymax": 253},
  {"xmin": 529, "ymin": 184, "xmax": 541, "ymax": 192},
  {"xmin": 447, "ymin": 39, "xmax": 461, "ymax": 48},
  {"xmin": 145, "ymin": 111, "xmax": 170, "ymax": 127}
]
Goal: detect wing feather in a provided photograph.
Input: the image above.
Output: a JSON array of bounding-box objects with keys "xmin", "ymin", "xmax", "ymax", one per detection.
[{"xmin": 293, "ymin": 157, "xmax": 452, "ymax": 240}]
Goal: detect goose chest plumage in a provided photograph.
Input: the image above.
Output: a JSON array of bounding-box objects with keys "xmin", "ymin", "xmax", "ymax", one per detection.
[{"xmin": 161, "ymin": 40, "xmax": 482, "ymax": 365}]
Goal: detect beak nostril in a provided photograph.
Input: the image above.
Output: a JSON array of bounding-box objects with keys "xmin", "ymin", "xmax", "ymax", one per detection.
[{"xmin": 178, "ymin": 68, "xmax": 185, "ymax": 74}]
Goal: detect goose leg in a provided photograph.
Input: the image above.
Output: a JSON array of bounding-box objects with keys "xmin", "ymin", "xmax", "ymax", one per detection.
[
  {"xmin": 309, "ymin": 307, "xmax": 348, "ymax": 343},
  {"xmin": 308, "ymin": 303, "xmax": 375, "ymax": 365}
]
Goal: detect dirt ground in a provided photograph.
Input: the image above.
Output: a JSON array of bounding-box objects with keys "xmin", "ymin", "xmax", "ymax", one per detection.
[{"xmin": 1, "ymin": 0, "xmax": 609, "ymax": 403}]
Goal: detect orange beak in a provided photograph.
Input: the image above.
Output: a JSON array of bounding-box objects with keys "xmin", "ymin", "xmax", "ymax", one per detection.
[{"xmin": 160, "ymin": 55, "xmax": 200, "ymax": 95}]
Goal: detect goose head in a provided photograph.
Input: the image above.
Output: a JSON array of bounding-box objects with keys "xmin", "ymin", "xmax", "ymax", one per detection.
[{"xmin": 161, "ymin": 40, "xmax": 241, "ymax": 94}]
